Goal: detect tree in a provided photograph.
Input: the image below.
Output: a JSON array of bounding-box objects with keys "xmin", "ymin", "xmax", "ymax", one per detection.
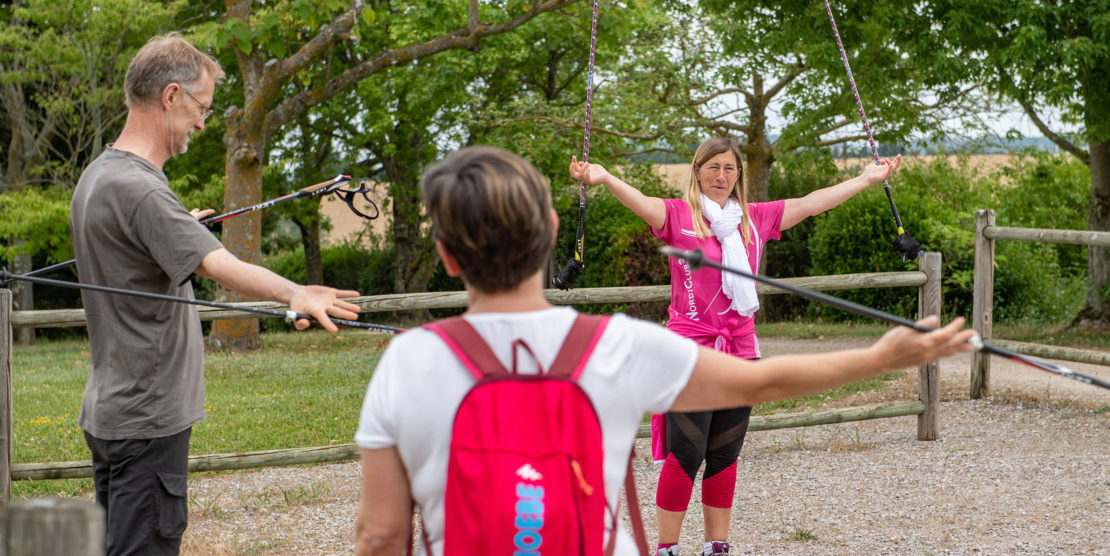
[
  {"xmin": 193, "ymin": 0, "xmax": 579, "ymax": 350},
  {"xmin": 0, "ymin": 0, "xmax": 183, "ymax": 344},
  {"xmin": 482, "ymin": 1, "xmax": 974, "ymax": 204},
  {"xmin": 922, "ymin": 0, "xmax": 1110, "ymax": 326}
]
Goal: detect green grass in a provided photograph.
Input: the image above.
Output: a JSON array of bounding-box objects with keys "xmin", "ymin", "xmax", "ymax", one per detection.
[
  {"xmin": 990, "ymin": 322, "xmax": 1110, "ymax": 350},
  {"xmin": 20, "ymin": 317, "xmax": 1097, "ymax": 499},
  {"xmin": 11, "ymin": 329, "xmax": 389, "ymax": 499},
  {"xmin": 789, "ymin": 526, "xmax": 818, "ymax": 541},
  {"xmin": 758, "ymin": 320, "xmax": 891, "ymax": 339},
  {"xmin": 753, "ymin": 370, "xmax": 907, "ymax": 415}
]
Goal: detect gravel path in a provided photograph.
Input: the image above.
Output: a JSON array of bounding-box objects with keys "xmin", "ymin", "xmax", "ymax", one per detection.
[{"xmin": 180, "ymin": 337, "xmax": 1110, "ymax": 555}]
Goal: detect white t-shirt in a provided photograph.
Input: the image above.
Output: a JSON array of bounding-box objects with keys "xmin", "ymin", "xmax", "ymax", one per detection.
[{"xmin": 356, "ymin": 307, "xmax": 699, "ymax": 555}]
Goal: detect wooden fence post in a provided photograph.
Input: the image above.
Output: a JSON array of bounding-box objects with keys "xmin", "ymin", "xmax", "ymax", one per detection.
[
  {"xmin": 1, "ymin": 289, "xmax": 12, "ymax": 504},
  {"xmin": 971, "ymin": 210, "xmax": 995, "ymax": 399},
  {"xmin": 0, "ymin": 498, "xmax": 104, "ymax": 555},
  {"xmin": 917, "ymin": 252, "xmax": 941, "ymax": 441}
]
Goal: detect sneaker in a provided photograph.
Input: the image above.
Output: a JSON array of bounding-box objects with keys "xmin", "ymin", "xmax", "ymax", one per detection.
[
  {"xmin": 704, "ymin": 541, "xmax": 729, "ymax": 556},
  {"xmin": 657, "ymin": 546, "xmax": 680, "ymax": 556}
]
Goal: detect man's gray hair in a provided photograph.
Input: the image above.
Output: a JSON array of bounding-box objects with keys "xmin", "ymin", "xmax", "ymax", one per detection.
[{"xmin": 124, "ymin": 33, "xmax": 224, "ymax": 107}]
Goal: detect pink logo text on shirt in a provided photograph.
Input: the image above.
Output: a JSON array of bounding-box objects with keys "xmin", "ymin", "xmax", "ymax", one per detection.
[{"xmin": 680, "ymin": 259, "xmax": 698, "ymax": 320}]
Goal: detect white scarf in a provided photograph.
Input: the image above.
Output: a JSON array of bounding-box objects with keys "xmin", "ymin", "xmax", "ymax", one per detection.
[{"xmin": 700, "ymin": 194, "xmax": 759, "ymax": 317}]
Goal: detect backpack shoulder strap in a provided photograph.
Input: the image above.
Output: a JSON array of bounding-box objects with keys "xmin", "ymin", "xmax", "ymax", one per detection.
[
  {"xmin": 423, "ymin": 317, "xmax": 510, "ymax": 380},
  {"xmin": 603, "ymin": 447, "xmax": 650, "ymax": 556},
  {"xmin": 548, "ymin": 314, "xmax": 611, "ymax": 380},
  {"xmin": 624, "ymin": 448, "xmax": 650, "ymax": 556}
]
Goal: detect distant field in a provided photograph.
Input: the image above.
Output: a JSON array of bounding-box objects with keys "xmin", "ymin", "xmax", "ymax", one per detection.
[{"xmin": 833, "ymin": 153, "xmax": 1019, "ymax": 174}]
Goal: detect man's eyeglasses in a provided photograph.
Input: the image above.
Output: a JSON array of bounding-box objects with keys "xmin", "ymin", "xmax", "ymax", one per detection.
[{"xmin": 181, "ymin": 89, "xmax": 214, "ymax": 121}]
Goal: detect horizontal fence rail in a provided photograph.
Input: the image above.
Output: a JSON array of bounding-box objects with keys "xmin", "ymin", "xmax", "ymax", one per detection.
[
  {"xmin": 13, "ymin": 401, "xmax": 924, "ymax": 481},
  {"xmin": 972, "ymin": 210, "xmax": 1110, "ymax": 398},
  {"xmin": 10, "ymin": 272, "xmax": 927, "ymax": 329},
  {"xmin": 988, "ymin": 340, "xmax": 1110, "ymax": 367},
  {"xmin": 982, "ymin": 226, "xmax": 1110, "ymax": 246},
  {"xmin": 3, "ymin": 267, "xmax": 938, "ymax": 492}
]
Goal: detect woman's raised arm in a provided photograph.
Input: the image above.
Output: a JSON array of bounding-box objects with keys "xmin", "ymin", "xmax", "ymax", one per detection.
[{"xmin": 570, "ymin": 156, "xmax": 667, "ymax": 231}]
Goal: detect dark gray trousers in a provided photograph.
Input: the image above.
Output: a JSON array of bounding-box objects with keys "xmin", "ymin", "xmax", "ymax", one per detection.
[{"xmin": 84, "ymin": 427, "xmax": 191, "ymax": 556}]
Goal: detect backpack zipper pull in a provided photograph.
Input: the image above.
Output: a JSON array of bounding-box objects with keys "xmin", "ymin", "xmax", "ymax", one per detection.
[{"xmin": 570, "ymin": 459, "xmax": 594, "ymax": 496}]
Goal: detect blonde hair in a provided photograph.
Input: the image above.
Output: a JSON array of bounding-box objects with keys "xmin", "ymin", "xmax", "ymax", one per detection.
[
  {"xmin": 420, "ymin": 146, "xmax": 556, "ymax": 293},
  {"xmin": 683, "ymin": 136, "xmax": 753, "ymax": 245},
  {"xmin": 125, "ymin": 33, "xmax": 225, "ymax": 107}
]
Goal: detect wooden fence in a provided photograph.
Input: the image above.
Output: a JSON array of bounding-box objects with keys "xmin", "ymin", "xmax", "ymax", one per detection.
[
  {"xmin": 971, "ymin": 209, "xmax": 1110, "ymax": 398},
  {"xmin": 1, "ymin": 259, "xmax": 941, "ymax": 504}
]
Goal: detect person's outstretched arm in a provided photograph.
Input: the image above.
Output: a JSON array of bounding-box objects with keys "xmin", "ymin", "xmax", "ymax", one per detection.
[
  {"xmin": 569, "ymin": 156, "xmax": 667, "ymax": 230},
  {"xmin": 195, "ymin": 248, "xmax": 361, "ymax": 332},
  {"xmin": 780, "ymin": 154, "xmax": 902, "ymax": 231},
  {"xmin": 671, "ymin": 315, "xmax": 975, "ymax": 411},
  {"xmin": 355, "ymin": 447, "xmax": 413, "ymax": 555}
]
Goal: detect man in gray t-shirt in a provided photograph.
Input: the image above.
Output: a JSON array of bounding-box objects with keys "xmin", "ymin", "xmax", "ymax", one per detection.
[
  {"xmin": 72, "ymin": 147, "xmax": 222, "ymax": 441},
  {"xmin": 71, "ymin": 35, "xmax": 361, "ymax": 556}
]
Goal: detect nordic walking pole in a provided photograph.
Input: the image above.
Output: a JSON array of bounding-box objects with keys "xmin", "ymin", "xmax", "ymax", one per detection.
[{"xmin": 661, "ymin": 246, "xmax": 1110, "ymax": 391}]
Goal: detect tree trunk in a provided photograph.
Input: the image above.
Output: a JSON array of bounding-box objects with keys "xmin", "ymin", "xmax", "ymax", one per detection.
[
  {"xmin": 208, "ymin": 110, "xmax": 263, "ymax": 351},
  {"xmin": 297, "ymin": 216, "xmax": 324, "ymax": 286},
  {"xmin": 1076, "ymin": 139, "xmax": 1110, "ymax": 328},
  {"xmin": 742, "ymin": 74, "xmax": 774, "ymax": 203},
  {"xmin": 745, "ymin": 144, "xmax": 775, "ymax": 204},
  {"xmin": 386, "ymin": 161, "xmax": 436, "ymax": 295},
  {"xmin": 375, "ymin": 106, "xmax": 437, "ymax": 297}
]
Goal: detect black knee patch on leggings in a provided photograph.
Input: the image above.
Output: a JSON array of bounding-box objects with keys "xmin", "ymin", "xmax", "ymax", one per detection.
[{"xmin": 666, "ymin": 406, "xmax": 752, "ymax": 481}]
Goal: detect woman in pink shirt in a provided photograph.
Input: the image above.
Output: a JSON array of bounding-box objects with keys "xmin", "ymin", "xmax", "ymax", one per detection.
[{"xmin": 570, "ymin": 136, "xmax": 901, "ymax": 556}]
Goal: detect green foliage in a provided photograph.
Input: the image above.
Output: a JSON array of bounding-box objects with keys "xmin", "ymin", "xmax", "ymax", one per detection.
[
  {"xmin": 1, "ymin": 0, "xmax": 186, "ymax": 188},
  {"xmin": 990, "ymin": 154, "xmax": 1090, "ymax": 321},
  {"xmin": 994, "ymin": 154, "xmax": 1090, "ymax": 277},
  {"xmin": 259, "ymin": 242, "xmax": 395, "ymax": 332},
  {"xmin": 813, "ymin": 156, "xmax": 992, "ymax": 320},
  {"xmin": 923, "ymin": 0, "xmax": 1110, "ymax": 144},
  {"xmin": 805, "ymin": 154, "xmax": 1088, "ymax": 324},
  {"xmin": 169, "ymin": 173, "xmax": 226, "ymax": 222},
  {"xmin": 763, "ymin": 150, "xmax": 839, "ymax": 321},
  {"xmin": 698, "ymin": 0, "xmax": 959, "ymax": 152},
  {"xmin": 0, "ymin": 187, "xmax": 72, "ymax": 264}
]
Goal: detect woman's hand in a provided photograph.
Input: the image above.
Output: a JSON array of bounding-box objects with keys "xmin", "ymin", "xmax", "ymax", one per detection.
[
  {"xmin": 859, "ymin": 154, "xmax": 902, "ymax": 186},
  {"xmin": 569, "ymin": 156, "xmax": 613, "ymax": 186},
  {"xmin": 872, "ymin": 315, "xmax": 977, "ymax": 370},
  {"xmin": 569, "ymin": 155, "xmax": 666, "ymax": 230}
]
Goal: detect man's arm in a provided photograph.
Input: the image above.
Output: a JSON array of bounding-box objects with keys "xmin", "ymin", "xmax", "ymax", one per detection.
[
  {"xmin": 670, "ymin": 315, "xmax": 975, "ymax": 411},
  {"xmin": 194, "ymin": 248, "xmax": 360, "ymax": 332},
  {"xmin": 355, "ymin": 447, "xmax": 413, "ymax": 555}
]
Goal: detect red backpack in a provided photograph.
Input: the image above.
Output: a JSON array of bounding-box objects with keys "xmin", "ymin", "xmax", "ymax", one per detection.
[{"xmin": 422, "ymin": 314, "xmax": 648, "ymax": 555}]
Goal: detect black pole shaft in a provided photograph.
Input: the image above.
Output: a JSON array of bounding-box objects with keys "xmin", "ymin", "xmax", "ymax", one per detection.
[
  {"xmin": 660, "ymin": 246, "xmax": 1110, "ymax": 391},
  {"xmin": 660, "ymin": 247, "xmax": 929, "ymax": 332},
  {"xmin": 2, "ymin": 259, "xmax": 76, "ymax": 283},
  {"xmin": 0, "ymin": 270, "xmax": 400, "ymax": 334},
  {"xmin": 880, "ymin": 182, "xmax": 904, "ymax": 229}
]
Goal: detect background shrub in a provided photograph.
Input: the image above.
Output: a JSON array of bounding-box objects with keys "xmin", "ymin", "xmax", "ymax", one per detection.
[{"xmin": 804, "ymin": 153, "xmax": 1087, "ymax": 325}]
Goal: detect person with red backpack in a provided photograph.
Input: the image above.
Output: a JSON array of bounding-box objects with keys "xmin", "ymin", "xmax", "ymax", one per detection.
[{"xmin": 353, "ymin": 146, "xmax": 973, "ymax": 555}]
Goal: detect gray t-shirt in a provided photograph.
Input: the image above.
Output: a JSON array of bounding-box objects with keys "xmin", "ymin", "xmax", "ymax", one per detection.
[{"xmin": 71, "ymin": 147, "xmax": 223, "ymax": 440}]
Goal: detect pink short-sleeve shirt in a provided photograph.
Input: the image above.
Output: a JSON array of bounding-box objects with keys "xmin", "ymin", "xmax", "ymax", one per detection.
[{"xmin": 650, "ymin": 198, "xmax": 785, "ymax": 358}]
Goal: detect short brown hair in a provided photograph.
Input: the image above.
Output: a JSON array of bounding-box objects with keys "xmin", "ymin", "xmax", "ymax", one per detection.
[
  {"xmin": 421, "ymin": 147, "xmax": 555, "ymax": 293},
  {"xmin": 125, "ymin": 33, "xmax": 224, "ymax": 107}
]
